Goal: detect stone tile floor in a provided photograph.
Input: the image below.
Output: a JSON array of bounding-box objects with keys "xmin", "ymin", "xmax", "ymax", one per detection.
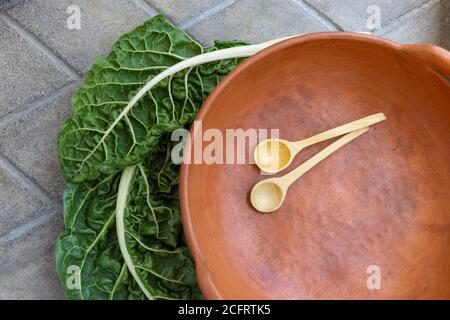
[{"xmin": 0, "ymin": 0, "xmax": 448, "ymax": 299}]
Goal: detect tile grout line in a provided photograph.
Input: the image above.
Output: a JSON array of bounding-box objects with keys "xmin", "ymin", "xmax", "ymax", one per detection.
[
  {"xmin": 0, "ymin": 80, "xmax": 81, "ymax": 128},
  {"xmin": 0, "ymin": 79, "xmax": 74, "ymax": 244},
  {"xmin": 0, "ymin": 0, "xmax": 153, "ymax": 248},
  {"xmin": 131, "ymin": 0, "xmax": 159, "ymax": 16},
  {"xmin": 375, "ymin": 0, "xmax": 441, "ymax": 36},
  {"xmin": 0, "ymin": 12, "xmax": 81, "ymax": 80},
  {"xmin": 178, "ymin": 0, "xmax": 238, "ymax": 30},
  {"xmin": 0, "ymin": 206, "xmax": 61, "ymax": 245},
  {"xmin": 134, "ymin": 0, "xmax": 179, "ymax": 29},
  {"xmin": 0, "ymin": 4, "xmax": 81, "ymax": 244},
  {"xmin": 0, "ymin": 1, "xmax": 76, "ymax": 248},
  {"xmin": 0, "ymin": 152, "xmax": 55, "ymax": 209},
  {"xmin": 0, "ymin": 0, "xmax": 25, "ymax": 12},
  {"xmin": 289, "ymin": 0, "xmax": 343, "ymax": 31}
]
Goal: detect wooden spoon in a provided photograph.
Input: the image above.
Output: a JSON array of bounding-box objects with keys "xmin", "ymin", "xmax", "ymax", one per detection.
[
  {"xmin": 250, "ymin": 127, "xmax": 370, "ymax": 213},
  {"xmin": 254, "ymin": 113, "xmax": 386, "ymax": 173}
]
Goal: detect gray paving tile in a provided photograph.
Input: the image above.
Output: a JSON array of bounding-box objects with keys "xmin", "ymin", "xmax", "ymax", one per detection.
[
  {"xmin": 0, "ymin": 214, "xmax": 65, "ymax": 300},
  {"xmin": 0, "ymin": 0, "xmax": 447, "ymax": 302},
  {"xmin": 187, "ymin": 0, "xmax": 328, "ymax": 45},
  {"xmin": 303, "ymin": 0, "xmax": 429, "ymax": 32},
  {"xmin": 0, "ymin": 0, "xmax": 19, "ymax": 10},
  {"xmin": 0, "ymin": 167, "xmax": 52, "ymax": 237},
  {"xmin": 383, "ymin": 0, "xmax": 449, "ymax": 49},
  {"xmin": 0, "ymin": 22, "xmax": 72, "ymax": 118},
  {"xmin": 8, "ymin": 0, "xmax": 154, "ymax": 74},
  {"xmin": 0, "ymin": 0, "xmax": 8, "ymax": 9},
  {"xmin": 0, "ymin": 84, "xmax": 78, "ymax": 200},
  {"xmin": 146, "ymin": 0, "xmax": 225, "ymax": 25}
]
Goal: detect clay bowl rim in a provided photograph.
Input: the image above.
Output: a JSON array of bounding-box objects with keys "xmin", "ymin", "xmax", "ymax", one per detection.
[{"xmin": 179, "ymin": 32, "xmax": 450, "ymax": 300}]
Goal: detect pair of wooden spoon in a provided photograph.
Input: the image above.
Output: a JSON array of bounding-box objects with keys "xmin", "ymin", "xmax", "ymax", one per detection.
[{"xmin": 250, "ymin": 113, "xmax": 386, "ymax": 213}]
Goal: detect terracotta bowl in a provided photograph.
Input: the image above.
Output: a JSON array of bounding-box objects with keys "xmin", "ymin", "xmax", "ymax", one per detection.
[{"xmin": 180, "ymin": 33, "xmax": 450, "ymax": 299}]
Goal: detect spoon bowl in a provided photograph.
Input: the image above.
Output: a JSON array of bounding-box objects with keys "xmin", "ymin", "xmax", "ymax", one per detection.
[
  {"xmin": 250, "ymin": 179, "xmax": 286, "ymax": 213},
  {"xmin": 250, "ymin": 127, "xmax": 370, "ymax": 213},
  {"xmin": 254, "ymin": 113, "xmax": 386, "ymax": 173},
  {"xmin": 254, "ymin": 139, "xmax": 293, "ymax": 173}
]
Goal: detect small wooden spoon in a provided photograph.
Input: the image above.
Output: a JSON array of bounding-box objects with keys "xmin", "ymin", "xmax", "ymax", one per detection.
[
  {"xmin": 250, "ymin": 127, "xmax": 369, "ymax": 213},
  {"xmin": 254, "ymin": 113, "xmax": 386, "ymax": 173}
]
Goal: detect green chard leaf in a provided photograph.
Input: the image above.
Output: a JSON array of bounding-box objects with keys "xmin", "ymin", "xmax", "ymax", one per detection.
[
  {"xmin": 58, "ymin": 15, "xmax": 246, "ymax": 183},
  {"xmin": 55, "ymin": 176, "xmax": 144, "ymax": 300},
  {"xmin": 115, "ymin": 151, "xmax": 202, "ymax": 300},
  {"xmin": 56, "ymin": 15, "xmax": 248, "ymax": 299},
  {"xmin": 56, "ymin": 140, "xmax": 199, "ymax": 299}
]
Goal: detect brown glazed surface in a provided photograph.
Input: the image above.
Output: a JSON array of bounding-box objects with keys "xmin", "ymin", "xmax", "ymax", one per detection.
[{"xmin": 180, "ymin": 33, "xmax": 450, "ymax": 299}]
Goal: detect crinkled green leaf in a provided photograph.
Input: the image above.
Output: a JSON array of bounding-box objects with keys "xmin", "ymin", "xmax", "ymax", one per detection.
[
  {"xmin": 58, "ymin": 15, "xmax": 245, "ymax": 183},
  {"xmin": 56, "ymin": 15, "xmax": 247, "ymax": 300},
  {"xmin": 56, "ymin": 142, "xmax": 199, "ymax": 299},
  {"xmin": 116, "ymin": 153, "xmax": 202, "ymax": 299},
  {"xmin": 55, "ymin": 176, "xmax": 144, "ymax": 300}
]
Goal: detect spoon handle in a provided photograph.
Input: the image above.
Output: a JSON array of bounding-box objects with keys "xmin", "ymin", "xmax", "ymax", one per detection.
[
  {"xmin": 292, "ymin": 113, "xmax": 385, "ymax": 151},
  {"xmin": 279, "ymin": 127, "xmax": 369, "ymax": 188}
]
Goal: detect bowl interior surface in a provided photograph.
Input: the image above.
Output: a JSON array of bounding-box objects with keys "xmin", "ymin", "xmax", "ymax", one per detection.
[{"xmin": 180, "ymin": 33, "xmax": 450, "ymax": 299}]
